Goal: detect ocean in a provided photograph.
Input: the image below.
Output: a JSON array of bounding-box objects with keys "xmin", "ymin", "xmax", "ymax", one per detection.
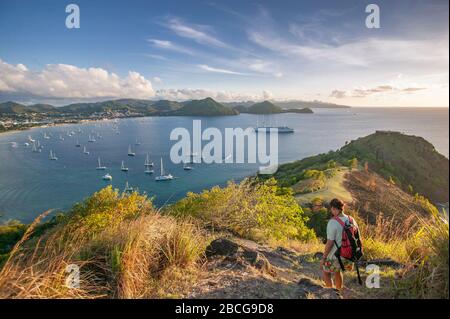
[{"xmin": 0, "ymin": 107, "xmax": 448, "ymax": 223}]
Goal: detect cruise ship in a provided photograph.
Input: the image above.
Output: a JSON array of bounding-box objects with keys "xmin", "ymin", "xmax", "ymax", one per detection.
[{"xmin": 254, "ymin": 126, "xmax": 294, "ymax": 133}]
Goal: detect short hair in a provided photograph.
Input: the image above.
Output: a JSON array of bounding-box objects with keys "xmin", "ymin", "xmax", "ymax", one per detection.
[{"xmin": 330, "ymin": 198, "xmax": 344, "ymax": 211}]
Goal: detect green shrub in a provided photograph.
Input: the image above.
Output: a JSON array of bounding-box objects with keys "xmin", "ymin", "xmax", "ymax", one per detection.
[{"xmin": 168, "ymin": 178, "xmax": 316, "ymax": 242}]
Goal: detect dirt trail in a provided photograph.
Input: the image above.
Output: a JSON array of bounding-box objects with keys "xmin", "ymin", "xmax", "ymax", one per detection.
[{"xmin": 187, "ymin": 237, "xmax": 365, "ymax": 299}]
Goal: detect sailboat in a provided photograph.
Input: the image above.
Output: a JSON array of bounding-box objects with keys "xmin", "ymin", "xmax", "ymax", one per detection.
[
  {"xmin": 49, "ymin": 150, "xmax": 58, "ymax": 160},
  {"xmin": 59, "ymin": 134, "xmax": 64, "ymax": 141},
  {"xmin": 127, "ymin": 145, "xmax": 136, "ymax": 156},
  {"xmin": 155, "ymin": 158, "xmax": 173, "ymax": 181},
  {"xmin": 144, "ymin": 153, "xmax": 154, "ymax": 167},
  {"xmin": 43, "ymin": 133, "xmax": 50, "ymax": 140},
  {"xmin": 183, "ymin": 160, "xmax": 193, "ymax": 170},
  {"xmin": 145, "ymin": 165, "xmax": 154, "ymax": 174},
  {"xmin": 83, "ymin": 146, "xmax": 90, "ymax": 155},
  {"xmin": 121, "ymin": 161, "xmax": 129, "ymax": 172},
  {"xmin": 28, "ymin": 135, "xmax": 35, "ymax": 143},
  {"xmin": 96, "ymin": 157, "xmax": 107, "ymax": 170},
  {"xmin": 135, "ymin": 139, "xmax": 141, "ymax": 146},
  {"xmin": 75, "ymin": 139, "xmax": 81, "ymax": 147},
  {"xmin": 88, "ymin": 134, "xmax": 96, "ymax": 142},
  {"xmin": 32, "ymin": 141, "xmax": 41, "ymax": 153},
  {"xmin": 124, "ymin": 181, "xmax": 133, "ymax": 193},
  {"xmin": 102, "ymin": 173, "xmax": 112, "ymax": 181}
]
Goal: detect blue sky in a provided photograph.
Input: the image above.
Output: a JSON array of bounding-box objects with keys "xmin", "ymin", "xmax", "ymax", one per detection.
[{"xmin": 0, "ymin": 0, "xmax": 448, "ymax": 106}]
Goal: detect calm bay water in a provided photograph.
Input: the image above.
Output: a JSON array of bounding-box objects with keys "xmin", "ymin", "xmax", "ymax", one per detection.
[{"xmin": 0, "ymin": 107, "xmax": 448, "ymax": 223}]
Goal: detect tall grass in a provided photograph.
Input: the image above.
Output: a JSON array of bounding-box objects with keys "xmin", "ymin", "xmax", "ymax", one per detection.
[
  {"xmin": 352, "ymin": 209, "xmax": 448, "ymax": 299},
  {"xmin": 0, "ymin": 187, "xmax": 207, "ymax": 299}
]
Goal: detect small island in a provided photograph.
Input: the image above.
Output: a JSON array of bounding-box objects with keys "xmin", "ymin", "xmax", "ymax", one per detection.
[{"xmin": 233, "ymin": 100, "xmax": 314, "ymax": 115}]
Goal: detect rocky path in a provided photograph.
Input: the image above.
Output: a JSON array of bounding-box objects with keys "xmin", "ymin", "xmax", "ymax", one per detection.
[{"xmin": 187, "ymin": 237, "xmax": 358, "ymax": 299}]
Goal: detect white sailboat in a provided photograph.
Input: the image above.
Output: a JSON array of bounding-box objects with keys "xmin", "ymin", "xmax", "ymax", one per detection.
[
  {"xmin": 43, "ymin": 133, "xmax": 50, "ymax": 140},
  {"xmin": 102, "ymin": 173, "xmax": 112, "ymax": 181},
  {"xmin": 121, "ymin": 161, "xmax": 129, "ymax": 172},
  {"xmin": 32, "ymin": 141, "xmax": 41, "ymax": 153},
  {"xmin": 145, "ymin": 166, "xmax": 154, "ymax": 174},
  {"xmin": 127, "ymin": 145, "xmax": 136, "ymax": 156},
  {"xmin": 124, "ymin": 181, "xmax": 133, "ymax": 193},
  {"xmin": 155, "ymin": 158, "xmax": 173, "ymax": 181},
  {"xmin": 49, "ymin": 150, "xmax": 58, "ymax": 160},
  {"xmin": 88, "ymin": 134, "xmax": 96, "ymax": 142},
  {"xmin": 135, "ymin": 139, "xmax": 141, "ymax": 146},
  {"xmin": 83, "ymin": 146, "xmax": 90, "ymax": 155},
  {"xmin": 76, "ymin": 139, "xmax": 81, "ymax": 147},
  {"xmin": 96, "ymin": 157, "xmax": 106, "ymax": 170},
  {"xmin": 183, "ymin": 160, "xmax": 193, "ymax": 170},
  {"xmin": 144, "ymin": 153, "xmax": 154, "ymax": 167}
]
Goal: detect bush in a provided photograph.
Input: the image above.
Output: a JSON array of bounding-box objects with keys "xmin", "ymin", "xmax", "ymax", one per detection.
[
  {"xmin": 168, "ymin": 178, "xmax": 316, "ymax": 243},
  {"xmin": 0, "ymin": 187, "xmax": 207, "ymax": 298}
]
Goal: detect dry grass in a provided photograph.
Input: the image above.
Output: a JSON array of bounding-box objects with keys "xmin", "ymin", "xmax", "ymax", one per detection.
[{"xmin": 0, "ymin": 188, "xmax": 208, "ymax": 299}]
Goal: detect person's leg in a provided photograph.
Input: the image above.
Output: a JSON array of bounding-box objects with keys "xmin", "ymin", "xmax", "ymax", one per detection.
[
  {"xmin": 334, "ymin": 271, "xmax": 343, "ymax": 290},
  {"xmin": 322, "ymin": 271, "xmax": 333, "ymax": 288}
]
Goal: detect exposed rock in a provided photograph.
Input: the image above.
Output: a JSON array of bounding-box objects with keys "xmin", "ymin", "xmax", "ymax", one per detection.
[
  {"xmin": 205, "ymin": 238, "xmax": 240, "ymax": 258},
  {"xmin": 205, "ymin": 238, "xmax": 276, "ymax": 276},
  {"xmin": 298, "ymin": 277, "xmax": 342, "ymax": 299},
  {"xmin": 359, "ymin": 258, "xmax": 405, "ymax": 269}
]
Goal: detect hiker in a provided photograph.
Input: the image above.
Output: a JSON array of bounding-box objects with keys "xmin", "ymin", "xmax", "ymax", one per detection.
[{"xmin": 320, "ymin": 198, "xmax": 363, "ymax": 291}]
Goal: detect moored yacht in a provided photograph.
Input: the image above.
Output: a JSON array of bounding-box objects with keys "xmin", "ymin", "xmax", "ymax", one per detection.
[
  {"xmin": 49, "ymin": 150, "xmax": 58, "ymax": 160},
  {"xmin": 102, "ymin": 173, "xmax": 112, "ymax": 181},
  {"xmin": 121, "ymin": 161, "xmax": 129, "ymax": 172},
  {"xmin": 144, "ymin": 153, "xmax": 153, "ymax": 167},
  {"xmin": 127, "ymin": 145, "xmax": 136, "ymax": 156},
  {"xmin": 155, "ymin": 158, "xmax": 173, "ymax": 181},
  {"xmin": 96, "ymin": 157, "xmax": 107, "ymax": 170}
]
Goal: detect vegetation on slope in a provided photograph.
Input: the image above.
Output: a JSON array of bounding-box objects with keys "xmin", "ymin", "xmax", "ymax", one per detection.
[
  {"xmin": 271, "ymin": 131, "xmax": 449, "ymax": 204},
  {"xmin": 168, "ymin": 178, "xmax": 315, "ymax": 243},
  {"xmin": 170, "ymin": 97, "xmax": 238, "ymax": 116},
  {"xmin": 246, "ymin": 101, "xmax": 283, "ymax": 114}
]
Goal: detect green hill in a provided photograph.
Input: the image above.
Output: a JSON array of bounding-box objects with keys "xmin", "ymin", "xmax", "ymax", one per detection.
[
  {"xmin": 271, "ymin": 131, "xmax": 449, "ymax": 203},
  {"xmin": 0, "ymin": 102, "xmax": 57, "ymax": 114},
  {"xmin": 151, "ymin": 100, "xmax": 182, "ymax": 112},
  {"xmin": 170, "ymin": 97, "xmax": 238, "ymax": 116},
  {"xmin": 246, "ymin": 101, "xmax": 283, "ymax": 114}
]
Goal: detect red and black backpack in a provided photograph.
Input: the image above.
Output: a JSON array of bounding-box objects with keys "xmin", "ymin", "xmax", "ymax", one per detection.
[{"xmin": 333, "ymin": 216, "xmax": 364, "ymax": 284}]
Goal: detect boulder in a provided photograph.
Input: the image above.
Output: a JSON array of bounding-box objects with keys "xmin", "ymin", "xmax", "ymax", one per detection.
[
  {"xmin": 205, "ymin": 238, "xmax": 240, "ymax": 258},
  {"xmin": 298, "ymin": 277, "xmax": 342, "ymax": 299}
]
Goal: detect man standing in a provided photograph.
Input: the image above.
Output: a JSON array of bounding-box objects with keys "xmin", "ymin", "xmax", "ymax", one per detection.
[{"xmin": 321, "ymin": 198, "xmax": 357, "ymax": 291}]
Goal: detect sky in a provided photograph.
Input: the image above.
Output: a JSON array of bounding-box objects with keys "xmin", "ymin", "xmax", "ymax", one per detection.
[{"xmin": 0, "ymin": 0, "xmax": 448, "ymax": 107}]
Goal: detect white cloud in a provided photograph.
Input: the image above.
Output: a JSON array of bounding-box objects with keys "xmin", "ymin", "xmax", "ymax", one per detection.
[
  {"xmin": 0, "ymin": 59, "xmax": 154, "ymax": 100},
  {"xmin": 155, "ymin": 88, "xmax": 272, "ymax": 102},
  {"xmin": 165, "ymin": 18, "xmax": 227, "ymax": 48},
  {"xmin": 152, "ymin": 76, "xmax": 162, "ymax": 83},
  {"xmin": 250, "ymin": 31, "xmax": 447, "ymax": 67},
  {"xmin": 147, "ymin": 39, "xmax": 194, "ymax": 55},
  {"xmin": 197, "ymin": 64, "xmax": 248, "ymax": 75},
  {"xmin": 330, "ymin": 85, "xmax": 427, "ymax": 98}
]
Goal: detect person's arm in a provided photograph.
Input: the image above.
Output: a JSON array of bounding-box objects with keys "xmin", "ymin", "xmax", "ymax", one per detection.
[{"xmin": 321, "ymin": 240, "xmax": 334, "ymax": 264}]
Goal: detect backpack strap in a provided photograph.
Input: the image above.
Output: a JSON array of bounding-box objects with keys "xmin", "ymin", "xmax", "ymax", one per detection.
[{"xmin": 333, "ymin": 216, "xmax": 346, "ymax": 227}]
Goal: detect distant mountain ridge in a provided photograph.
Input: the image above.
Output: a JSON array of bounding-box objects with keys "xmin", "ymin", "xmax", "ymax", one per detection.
[
  {"xmin": 1, "ymin": 98, "xmax": 349, "ymax": 116},
  {"xmin": 225, "ymin": 100, "xmax": 350, "ymax": 109},
  {"xmin": 0, "ymin": 98, "xmax": 232, "ymax": 117},
  {"xmin": 233, "ymin": 100, "xmax": 314, "ymax": 114}
]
